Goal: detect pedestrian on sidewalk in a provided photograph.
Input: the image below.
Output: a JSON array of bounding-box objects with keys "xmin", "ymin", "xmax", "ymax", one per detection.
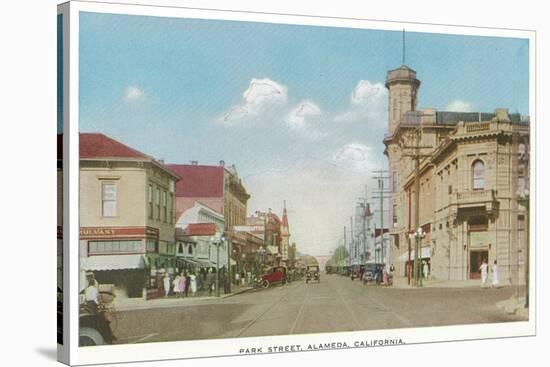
[
  {"xmin": 492, "ymin": 260, "xmax": 499, "ymax": 288},
  {"xmin": 235, "ymin": 271, "xmax": 240, "ymax": 286},
  {"xmin": 163, "ymin": 273, "xmax": 171, "ymax": 297},
  {"xmin": 190, "ymin": 272, "xmax": 197, "ymax": 296},
  {"xmin": 207, "ymin": 269, "xmax": 215, "ymax": 296},
  {"xmin": 178, "ymin": 272, "xmax": 187, "ymax": 298},
  {"xmin": 383, "ymin": 266, "xmax": 388, "ymax": 286},
  {"xmin": 173, "ymin": 274, "xmax": 181, "ymax": 297},
  {"xmin": 479, "ymin": 259, "xmax": 488, "ymax": 287},
  {"xmin": 423, "ymin": 261, "xmax": 429, "ymax": 280},
  {"xmin": 184, "ymin": 272, "xmax": 190, "ymax": 297}
]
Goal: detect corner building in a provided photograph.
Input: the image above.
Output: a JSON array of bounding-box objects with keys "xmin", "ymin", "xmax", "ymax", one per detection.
[{"xmin": 383, "ymin": 65, "xmax": 530, "ymax": 285}]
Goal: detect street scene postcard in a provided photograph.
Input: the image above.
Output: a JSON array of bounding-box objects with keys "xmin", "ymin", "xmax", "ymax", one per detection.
[{"xmin": 57, "ymin": 1, "xmax": 535, "ymax": 365}]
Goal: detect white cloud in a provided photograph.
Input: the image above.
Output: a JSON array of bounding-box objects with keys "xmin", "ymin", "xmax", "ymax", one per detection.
[
  {"xmin": 334, "ymin": 143, "xmax": 371, "ymax": 161},
  {"xmin": 123, "ymin": 86, "xmax": 144, "ymax": 102},
  {"xmin": 351, "ymin": 80, "xmax": 384, "ymax": 105},
  {"xmin": 221, "ymin": 78, "xmax": 288, "ymax": 123},
  {"xmin": 334, "ymin": 80, "xmax": 387, "ymax": 124},
  {"xmin": 333, "ymin": 143, "xmax": 374, "ymax": 172},
  {"xmin": 285, "ymin": 101, "xmax": 327, "ymax": 141},
  {"xmin": 445, "ymin": 100, "xmax": 473, "ymax": 112}
]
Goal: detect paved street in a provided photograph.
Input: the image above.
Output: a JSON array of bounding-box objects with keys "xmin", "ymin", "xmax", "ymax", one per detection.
[{"xmin": 109, "ymin": 274, "xmax": 527, "ymax": 345}]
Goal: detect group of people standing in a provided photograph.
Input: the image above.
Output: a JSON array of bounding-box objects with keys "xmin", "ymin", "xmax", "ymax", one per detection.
[
  {"xmin": 479, "ymin": 259, "xmax": 499, "ymax": 287},
  {"xmin": 163, "ymin": 272, "xmax": 198, "ymax": 298},
  {"xmin": 162, "ymin": 267, "xmax": 235, "ymax": 298}
]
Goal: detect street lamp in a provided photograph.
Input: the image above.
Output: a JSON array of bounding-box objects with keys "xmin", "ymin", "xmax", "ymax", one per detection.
[
  {"xmin": 213, "ymin": 231, "xmax": 225, "ymax": 297},
  {"xmin": 409, "ymin": 227, "xmax": 426, "ymax": 287},
  {"xmin": 517, "ymin": 188, "xmax": 530, "ymax": 308}
]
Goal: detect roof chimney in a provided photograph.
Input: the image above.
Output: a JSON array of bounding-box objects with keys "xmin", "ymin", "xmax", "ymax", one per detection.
[
  {"xmin": 190, "ymin": 160, "xmax": 198, "ymax": 165},
  {"xmin": 219, "ymin": 160, "xmax": 225, "ymax": 166}
]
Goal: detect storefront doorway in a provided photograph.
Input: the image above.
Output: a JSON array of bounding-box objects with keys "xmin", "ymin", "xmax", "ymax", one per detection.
[{"xmin": 469, "ymin": 250, "xmax": 488, "ymax": 279}]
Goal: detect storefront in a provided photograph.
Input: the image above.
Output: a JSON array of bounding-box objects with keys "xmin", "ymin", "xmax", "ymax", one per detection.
[{"xmin": 80, "ymin": 226, "xmax": 173, "ymax": 299}]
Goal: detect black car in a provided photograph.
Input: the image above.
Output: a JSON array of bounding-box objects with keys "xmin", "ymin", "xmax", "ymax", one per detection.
[
  {"xmin": 305, "ymin": 265, "xmax": 320, "ymax": 283},
  {"xmin": 362, "ymin": 263, "xmax": 384, "ymax": 284}
]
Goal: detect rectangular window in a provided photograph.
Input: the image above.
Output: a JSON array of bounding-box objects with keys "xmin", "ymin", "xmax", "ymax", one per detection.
[
  {"xmin": 146, "ymin": 239, "xmax": 158, "ymax": 253},
  {"xmin": 148, "ymin": 184, "xmax": 153, "ymax": 219},
  {"xmin": 102, "ymin": 183, "xmax": 117, "ymax": 217},
  {"xmin": 162, "ymin": 190, "xmax": 167, "ymax": 223},
  {"xmin": 168, "ymin": 194, "xmax": 174, "ymax": 224},
  {"xmin": 155, "ymin": 188, "xmax": 161, "ymax": 220},
  {"xmin": 88, "ymin": 240, "xmax": 141, "ymax": 255},
  {"xmin": 392, "ymin": 204, "xmax": 398, "ymax": 227},
  {"xmin": 448, "ymin": 185, "xmax": 453, "ymax": 195},
  {"xmin": 392, "ymin": 172, "xmax": 398, "ymax": 193}
]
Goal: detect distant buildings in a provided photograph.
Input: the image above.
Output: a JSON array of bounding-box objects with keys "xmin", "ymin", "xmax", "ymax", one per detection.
[{"xmin": 348, "ymin": 202, "xmax": 375, "ymax": 266}]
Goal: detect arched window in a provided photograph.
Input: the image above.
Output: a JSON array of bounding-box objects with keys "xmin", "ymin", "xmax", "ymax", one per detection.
[
  {"xmin": 188, "ymin": 244, "xmax": 193, "ymax": 255},
  {"xmin": 472, "ymin": 160, "xmax": 485, "ymax": 190}
]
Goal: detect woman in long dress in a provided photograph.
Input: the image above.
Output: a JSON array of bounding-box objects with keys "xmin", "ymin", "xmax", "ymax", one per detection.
[
  {"xmin": 173, "ymin": 274, "xmax": 181, "ymax": 297},
  {"xmin": 492, "ymin": 260, "xmax": 499, "ymax": 287},
  {"xmin": 163, "ymin": 274, "xmax": 171, "ymax": 297},
  {"xmin": 479, "ymin": 260, "xmax": 488, "ymax": 287},
  {"xmin": 190, "ymin": 273, "xmax": 197, "ymax": 296}
]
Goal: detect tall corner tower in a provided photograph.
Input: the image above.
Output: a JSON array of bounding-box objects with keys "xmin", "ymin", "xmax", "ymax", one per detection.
[
  {"xmin": 281, "ymin": 201, "xmax": 290, "ymax": 261},
  {"xmin": 385, "ymin": 65, "xmax": 421, "ymax": 135}
]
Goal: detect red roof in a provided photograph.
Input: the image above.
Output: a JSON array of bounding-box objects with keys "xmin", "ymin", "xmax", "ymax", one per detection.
[
  {"xmin": 167, "ymin": 164, "xmax": 225, "ymax": 198},
  {"xmin": 57, "ymin": 133, "xmax": 179, "ymax": 178},
  {"xmin": 80, "ymin": 133, "xmax": 150, "ymax": 160},
  {"xmin": 185, "ymin": 223, "xmax": 217, "ymax": 236}
]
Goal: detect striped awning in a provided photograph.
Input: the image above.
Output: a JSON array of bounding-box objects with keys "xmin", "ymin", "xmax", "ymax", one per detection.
[
  {"xmin": 398, "ymin": 247, "xmax": 431, "ymax": 262},
  {"xmin": 80, "ymin": 254, "xmax": 147, "ymax": 271}
]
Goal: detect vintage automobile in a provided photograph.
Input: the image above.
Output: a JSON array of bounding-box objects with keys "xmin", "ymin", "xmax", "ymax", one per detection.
[
  {"xmin": 362, "ymin": 263, "xmax": 384, "ymax": 284},
  {"xmin": 255, "ymin": 266, "xmax": 288, "ymax": 288},
  {"xmin": 79, "ymin": 280, "xmax": 116, "ymax": 346},
  {"xmin": 305, "ymin": 265, "xmax": 320, "ymax": 283}
]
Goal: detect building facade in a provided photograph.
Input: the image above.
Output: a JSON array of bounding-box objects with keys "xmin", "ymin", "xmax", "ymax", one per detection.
[
  {"xmin": 78, "ymin": 133, "xmax": 179, "ymax": 298},
  {"xmin": 383, "ymin": 65, "xmax": 530, "ymax": 285},
  {"xmin": 168, "ymin": 162, "xmax": 252, "ymax": 276}
]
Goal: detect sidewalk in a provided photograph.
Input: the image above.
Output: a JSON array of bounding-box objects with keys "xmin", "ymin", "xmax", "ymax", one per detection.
[
  {"xmin": 112, "ymin": 285, "xmax": 253, "ymax": 311},
  {"xmin": 391, "ymin": 276, "xmax": 494, "ymax": 289}
]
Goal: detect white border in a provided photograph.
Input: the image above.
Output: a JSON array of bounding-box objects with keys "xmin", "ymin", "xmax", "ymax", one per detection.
[{"xmin": 64, "ymin": 1, "xmax": 536, "ymax": 365}]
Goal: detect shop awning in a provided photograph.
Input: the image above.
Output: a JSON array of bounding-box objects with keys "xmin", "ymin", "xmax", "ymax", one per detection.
[
  {"xmin": 398, "ymin": 247, "xmax": 431, "ymax": 262},
  {"xmin": 80, "ymin": 254, "xmax": 146, "ymax": 271},
  {"xmin": 210, "ymin": 258, "xmax": 237, "ymax": 266}
]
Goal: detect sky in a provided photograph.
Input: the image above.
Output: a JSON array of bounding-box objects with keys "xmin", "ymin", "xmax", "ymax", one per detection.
[{"xmin": 78, "ymin": 12, "xmax": 529, "ymax": 256}]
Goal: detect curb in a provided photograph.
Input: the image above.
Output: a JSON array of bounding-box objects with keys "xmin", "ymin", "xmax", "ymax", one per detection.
[{"xmin": 112, "ymin": 287, "xmax": 254, "ymax": 311}]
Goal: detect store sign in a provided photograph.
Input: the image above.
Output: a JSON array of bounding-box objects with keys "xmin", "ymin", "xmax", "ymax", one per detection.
[{"xmin": 80, "ymin": 226, "xmax": 159, "ymax": 239}]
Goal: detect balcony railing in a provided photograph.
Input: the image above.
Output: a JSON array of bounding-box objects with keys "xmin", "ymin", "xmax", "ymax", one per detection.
[
  {"xmin": 453, "ymin": 189, "xmax": 496, "ymax": 213},
  {"xmin": 465, "ymin": 122, "xmax": 490, "ymax": 133}
]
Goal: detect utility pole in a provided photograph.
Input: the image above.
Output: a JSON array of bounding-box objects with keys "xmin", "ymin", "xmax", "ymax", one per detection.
[
  {"xmin": 350, "ymin": 216, "xmax": 354, "ymax": 266},
  {"xmin": 344, "ymin": 226, "xmax": 347, "ymax": 268},
  {"xmin": 402, "ymin": 123, "xmax": 432, "ymax": 286},
  {"xmin": 372, "ymin": 171, "xmax": 390, "ymax": 267}
]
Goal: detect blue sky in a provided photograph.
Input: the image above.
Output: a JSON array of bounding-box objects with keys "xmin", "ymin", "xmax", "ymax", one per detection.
[{"xmin": 78, "ymin": 12, "xmax": 529, "ymax": 255}]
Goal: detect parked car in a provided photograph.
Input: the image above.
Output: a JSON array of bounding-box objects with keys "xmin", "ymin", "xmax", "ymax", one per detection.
[
  {"xmin": 79, "ymin": 279, "xmax": 116, "ymax": 346},
  {"xmin": 362, "ymin": 263, "xmax": 384, "ymax": 284},
  {"xmin": 79, "ymin": 300, "xmax": 116, "ymax": 346},
  {"xmin": 255, "ymin": 266, "xmax": 288, "ymax": 288},
  {"xmin": 305, "ymin": 265, "xmax": 320, "ymax": 283}
]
